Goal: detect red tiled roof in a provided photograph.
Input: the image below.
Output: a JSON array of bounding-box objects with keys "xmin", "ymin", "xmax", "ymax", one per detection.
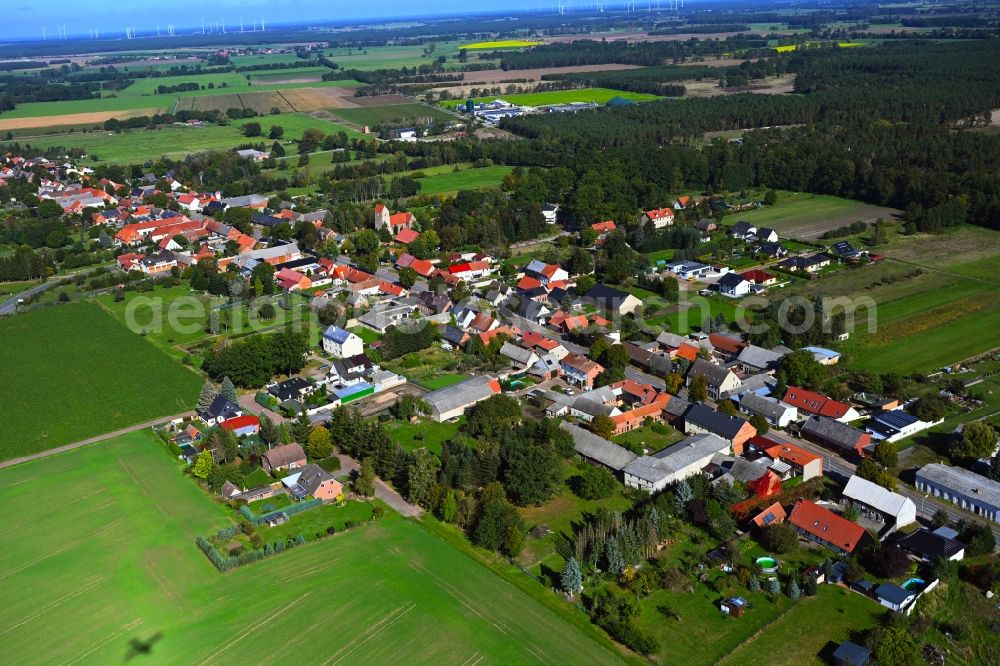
[
  {"xmin": 741, "ymin": 269, "xmax": 776, "ymax": 284},
  {"xmin": 395, "ymin": 228, "xmax": 420, "ymax": 244},
  {"xmin": 789, "ymin": 499, "xmax": 867, "ymax": 553},
  {"xmin": 517, "ymin": 275, "xmax": 542, "ymax": 291},
  {"xmin": 220, "ymin": 415, "xmax": 260, "ymax": 431},
  {"xmin": 674, "ymin": 343, "xmax": 699, "ymax": 362},
  {"xmin": 751, "ymin": 501, "xmax": 787, "ymax": 528},
  {"xmin": 708, "ymin": 333, "xmax": 746, "ymax": 355},
  {"xmin": 644, "ymin": 207, "xmax": 674, "ymax": 221},
  {"xmin": 756, "ymin": 437, "xmax": 822, "ymax": 468},
  {"xmin": 782, "ymin": 387, "xmax": 852, "ymax": 419}
]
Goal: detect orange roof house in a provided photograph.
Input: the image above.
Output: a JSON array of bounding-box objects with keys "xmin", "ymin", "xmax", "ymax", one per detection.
[
  {"xmin": 591, "ymin": 220, "xmax": 617, "ymax": 234},
  {"xmin": 395, "ymin": 228, "xmax": 420, "ymax": 244},
  {"xmin": 642, "ymin": 207, "xmax": 675, "ymax": 228},
  {"xmin": 788, "ymin": 499, "xmax": 870, "ymax": 555},
  {"xmin": 751, "ymin": 502, "xmax": 787, "ymax": 529}
]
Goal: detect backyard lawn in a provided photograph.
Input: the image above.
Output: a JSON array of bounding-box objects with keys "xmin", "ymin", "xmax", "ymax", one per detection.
[
  {"xmin": 613, "ymin": 423, "xmax": 685, "ymax": 454},
  {"xmin": 384, "ymin": 417, "xmax": 464, "ymax": 455},
  {"xmin": 0, "ymin": 430, "xmax": 625, "ymax": 664},
  {"xmin": 0, "ymin": 302, "xmax": 201, "ymax": 460}
]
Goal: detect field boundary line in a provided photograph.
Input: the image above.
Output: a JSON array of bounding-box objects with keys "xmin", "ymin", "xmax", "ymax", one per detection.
[
  {"xmin": 196, "ymin": 591, "xmax": 311, "ymax": 664},
  {"xmin": 61, "ymin": 618, "xmax": 143, "ymax": 666},
  {"xmin": 275, "ymin": 90, "xmax": 297, "ymax": 112},
  {"xmin": 0, "ymin": 577, "xmax": 107, "ymax": 636},
  {"xmin": 322, "ymin": 602, "xmax": 416, "ymax": 666},
  {"xmin": 0, "ymin": 517, "xmax": 125, "ymax": 582},
  {"xmin": 0, "ymin": 411, "xmax": 194, "ymax": 470}
]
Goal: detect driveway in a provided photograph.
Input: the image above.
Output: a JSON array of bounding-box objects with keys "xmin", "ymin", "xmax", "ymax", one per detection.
[{"xmin": 237, "ymin": 398, "xmax": 423, "ymax": 517}]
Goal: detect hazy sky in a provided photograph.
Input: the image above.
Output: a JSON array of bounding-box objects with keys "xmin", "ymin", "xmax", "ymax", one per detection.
[{"xmin": 2, "ymin": 1, "xmax": 551, "ymax": 40}]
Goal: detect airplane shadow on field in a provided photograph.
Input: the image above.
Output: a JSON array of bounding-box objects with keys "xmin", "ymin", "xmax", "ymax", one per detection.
[{"xmin": 125, "ymin": 632, "xmax": 163, "ymax": 661}]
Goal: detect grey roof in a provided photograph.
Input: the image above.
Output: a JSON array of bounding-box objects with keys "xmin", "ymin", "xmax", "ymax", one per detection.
[
  {"xmin": 221, "ymin": 193, "xmax": 268, "ymax": 207},
  {"xmin": 654, "ymin": 331, "xmax": 684, "ymax": 349},
  {"xmin": 724, "ymin": 373, "xmax": 777, "ymax": 398},
  {"xmin": 688, "ymin": 358, "xmax": 736, "ymax": 387},
  {"xmin": 685, "ymin": 403, "xmax": 751, "ymax": 440},
  {"xmin": 728, "ymin": 457, "xmax": 770, "ymax": 482},
  {"xmin": 560, "ymin": 422, "xmax": 637, "ymax": 471},
  {"xmin": 874, "ymin": 583, "xmax": 913, "ymax": 606},
  {"xmin": 739, "ymin": 392, "xmax": 792, "ymax": 421},
  {"xmin": 573, "ymin": 396, "xmax": 617, "ymax": 418},
  {"xmin": 664, "ymin": 395, "xmax": 691, "ymax": 418},
  {"xmin": 624, "ymin": 433, "xmax": 730, "ymax": 484},
  {"xmin": 832, "ymin": 641, "xmax": 870, "ymax": 666},
  {"xmin": 801, "ymin": 415, "xmax": 867, "ymax": 451},
  {"xmin": 843, "ymin": 475, "xmax": 915, "ymax": 518},
  {"xmin": 736, "ymin": 345, "xmax": 785, "ymax": 371},
  {"xmin": 499, "ymin": 342, "xmax": 536, "ymax": 366},
  {"xmin": 294, "ymin": 464, "xmax": 336, "ymax": 496},
  {"xmin": 424, "ymin": 375, "xmax": 497, "ymax": 415},
  {"xmin": 718, "ymin": 272, "xmax": 750, "ymax": 289},
  {"xmin": 916, "ymin": 464, "xmax": 1000, "ymax": 508}
]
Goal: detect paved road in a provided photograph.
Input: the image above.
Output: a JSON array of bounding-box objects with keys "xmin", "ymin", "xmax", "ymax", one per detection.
[
  {"xmin": 235, "ymin": 398, "xmax": 423, "ymax": 517},
  {"xmin": 0, "ymin": 411, "xmax": 195, "ymax": 470},
  {"xmin": 333, "ymin": 453, "xmax": 422, "ymax": 517},
  {"xmin": 0, "ymin": 276, "xmax": 72, "ymax": 315},
  {"xmin": 764, "ymin": 429, "xmax": 1000, "ymax": 545}
]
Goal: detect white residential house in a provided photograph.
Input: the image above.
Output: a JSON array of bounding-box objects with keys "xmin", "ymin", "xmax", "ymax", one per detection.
[
  {"xmin": 322, "ymin": 325, "xmax": 364, "ymax": 359},
  {"xmin": 717, "ymin": 273, "xmax": 753, "ymax": 298}
]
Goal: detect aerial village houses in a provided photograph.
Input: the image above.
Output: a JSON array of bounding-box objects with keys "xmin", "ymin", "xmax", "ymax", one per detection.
[
  {"xmin": 641, "ymin": 207, "xmax": 675, "ymax": 229},
  {"xmin": 683, "ymin": 403, "xmax": 757, "ymax": 455},
  {"xmin": 623, "ymin": 433, "xmax": 731, "ymax": 493},
  {"xmin": 915, "ymin": 464, "xmax": 1000, "ymax": 523},
  {"xmin": 374, "ymin": 203, "xmax": 416, "ymax": 232},
  {"xmin": 800, "ymin": 415, "xmax": 872, "ymax": 458},
  {"xmin": 842, "ymin": 475, "xmax": 917, "ymax": 536},
  {"xmin": 788, "ymin": 499, "xmax": 871, "ymax": 556},
  {"xmin": 261, "ymin": 443, "xmax": 307, "ymax": 474},
  {"xmin": 423, "ymin": 375, "xmax": 502, "ymax": 422}
]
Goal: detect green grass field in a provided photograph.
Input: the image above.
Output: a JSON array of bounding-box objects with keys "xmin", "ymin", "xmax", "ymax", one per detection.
[
  {"xmin": 719, "ymin": 586, "xmax": 884, "ymax": 665},
  {"xmin": 16, "ymin": 112, "xmax": 362, "ymax": 164},
  {"xmin": 321, "ymin": 42, "xmax": 467, "ymax": 71},
  {"xmin": 0, "ymin": 430, "xmax": 625, "ymax": 664},
  {"xmin": 410, "ymin": 165, "xmax": 514, "ymax": 195},
  {"xmin": 723, "ymin": 191, "xmax": 898, "ymax": 240},
  {"xmin": 0, "ymin": 302, "xmax": 202, "ymax": 459},
  {"xmin": 443, "ymin": 88, "xmax": 661, "ymax": 108},
  {"xmin": 384, "ymin": 417, "xmax": 464, "ymax": 455},
  {"xmin": 776, "ymin": 226, "xmax": 1000, "ymax": 373},
  {"xmin": 115, "ymin": 72, "xmax": 250, "ymax": 97},
  {"xmin": 330, "ymin": 102, "xmax": 453, "ymax": 127},
  {"xmin": 247, "ymin": 67, "xmax": 329, "ymax": 83}
]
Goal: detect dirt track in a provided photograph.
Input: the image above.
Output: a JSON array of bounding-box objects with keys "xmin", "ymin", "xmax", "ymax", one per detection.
[{"xmin": 0, "ymin": 108, "xmax": 160, "ymax": 131}]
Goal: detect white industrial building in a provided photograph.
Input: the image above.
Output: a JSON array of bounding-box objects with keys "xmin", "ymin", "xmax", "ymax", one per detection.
[{"xmin": 915, "ymin": 464, "xmax": 1000, "ymax": 523}]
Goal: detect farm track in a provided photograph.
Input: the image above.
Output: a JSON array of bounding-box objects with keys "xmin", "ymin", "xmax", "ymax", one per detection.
[
  {"xmin": 275, "ymin": 90, "xmax": 297, "ymax": 112},
  {"xmin": 0, "ymin": 411, "xmax": 194, "ymax": 470}
]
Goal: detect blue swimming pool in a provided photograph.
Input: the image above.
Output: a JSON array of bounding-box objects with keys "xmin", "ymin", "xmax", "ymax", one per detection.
[{"xmin": 902, "ymin": 577, "xmax": 925, "ymax": 591}]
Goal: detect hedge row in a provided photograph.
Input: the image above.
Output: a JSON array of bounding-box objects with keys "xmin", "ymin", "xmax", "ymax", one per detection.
[
  {"xmin": 238, "ymin": 497, "xmax": 323, "ymax": 524},
  {"xmin": 196, "ymin": 533, "xmax": 307, "ymax": 572}
]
